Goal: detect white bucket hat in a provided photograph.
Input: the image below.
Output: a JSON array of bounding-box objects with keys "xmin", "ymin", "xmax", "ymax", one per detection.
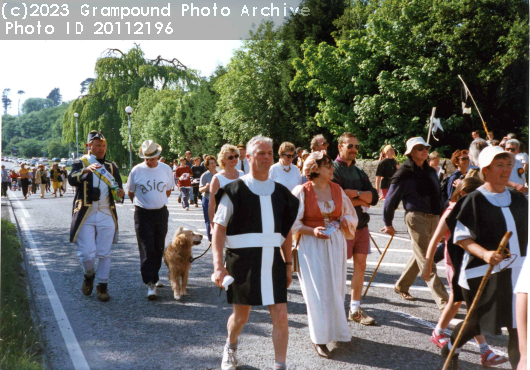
[
  {"xmin": 404, "ymin": 137, "xmax": 430, "ymax": 155},
  {"xmin": 478, "ymin": 146, "xmax": 515, "ymax": 173},
  {"xmin": 138, "ymin": 140, "xmax": 162, "ymax": 159}
]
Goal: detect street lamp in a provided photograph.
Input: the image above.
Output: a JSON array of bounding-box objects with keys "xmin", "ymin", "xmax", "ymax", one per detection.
[
  {"xmin": 73, "ymin": 112, "xmax": 79, "ymax": 158},
  {"xmin": 125, "ymin": 106, "xmax": 133, "ymax": 171}
]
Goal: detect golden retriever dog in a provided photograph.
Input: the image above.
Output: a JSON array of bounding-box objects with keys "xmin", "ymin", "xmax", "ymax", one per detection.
[{"xmin": 163, "ymin": 226, "xmax": 203, "ymax": 300}]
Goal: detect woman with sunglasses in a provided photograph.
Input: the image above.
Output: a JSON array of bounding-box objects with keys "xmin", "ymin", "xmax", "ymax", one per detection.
[
  {"xmin": 208, "ymin": 144, "xmax": 244, "ymax": 233},
  {"xmin": 291, "ymin": 151, "xmax": 358, "ymax": 359},
  {"xmin": 269, "ymin": 141, "xmax": 302, "ymax": 191},
  {"xmin": 440, "ymin": 146, "xmax": 527, "ymax": 370},
  {"xmin": 445, "ymin": 150, "xmax": 471, "ymax": 205}
]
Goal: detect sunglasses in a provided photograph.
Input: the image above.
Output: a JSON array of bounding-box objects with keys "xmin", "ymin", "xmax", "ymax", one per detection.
[
  {"xmin": 460, "ymin": 157, "xmax": 470, "ymax": 161},
  {"xmin": 415, "ymin": 145, "xmax": 429, "ymax": 151},
  {"xmin": 281, "ymin": 153, "xmax": 294, "ymax": 159},
  {"xmin": 506, "ymin": 147, "xmax": 516, "ymax": 152},
  {"xmin": 321, "ymin": 162, "xmax": 333, "ymax": 169},
  {"xmin": 226, "ymin": 154, "xmax": 240, "ymax": 160},
  {"xmin": 344, "ymin": 144, "xmax": 360, "ymax": 150}
]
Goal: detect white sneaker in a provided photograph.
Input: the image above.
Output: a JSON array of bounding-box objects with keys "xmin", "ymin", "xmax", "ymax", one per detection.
[
  {"xmin": 221, "ymin": 346, "xmax": 238, "ymax": 370},
  {"xmin": 147, "ymin": 283, "xmax": 157, "ymax": 300},
  {"xmin": 156, "ymin": 282, "xmax": 164, "ymax": 287}
]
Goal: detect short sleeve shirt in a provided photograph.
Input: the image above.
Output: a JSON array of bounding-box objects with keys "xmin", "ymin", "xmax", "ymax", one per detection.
[
  {"xmin": 127, "ymin": 162, "xmax": 174, "ymax": 209},
  {"xmin": 200, "ymin": 171, "xmax": 214, "ymax": 199},
  {"xmin": 375, "ymin": 158, "xmax": 398, "ymax": 189}
]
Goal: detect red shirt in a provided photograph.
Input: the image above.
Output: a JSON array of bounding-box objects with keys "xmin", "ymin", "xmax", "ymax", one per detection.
[{"xmin": 176, "ymin": 166, "xmax": 193, "ymax": 187}]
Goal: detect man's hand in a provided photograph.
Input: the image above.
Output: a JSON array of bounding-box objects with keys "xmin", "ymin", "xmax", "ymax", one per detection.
[
  {"xmin": 314, "ymin": 226, "xmax": 330, "ymax": 239},
  {"xmin": 117, "ymin": 189, "xmax": 125, "ymax": 198},
  {"xmin": 350, "ymin": 199, "xmax": 370, "ymax": 207},
  {"xmin": 340, "ymin": 218, "xmax": 349, "ymax": 231},
  {"xmin": 212, "ymin": 266, "xmax": 230, "ymax": 289},
  {"xmin": 421, "ymin": 263, "xmax": 432, "ymax": 281},
  {"xmin": 343, "ymin": 189, "xmax": 357, "ymax": 198},
  {"xmin": 515, "ymin": 183, "xmax": 528, "ymax": 193},
  {"xmin": 82, "ymin": 163, "xmax": 102, "ymax": 174},
  {"xmin": 384, "ymin": 225, "xmax": 395, "ymax": 236}
]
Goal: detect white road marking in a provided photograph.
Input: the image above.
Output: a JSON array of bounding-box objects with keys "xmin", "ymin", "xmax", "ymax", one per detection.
[
  {"xmin": 169, "ymin": 212, "xmax": 203, "ymax": 216},
  {"xmin": 351, "ymin": 280, "xmax": 431, "ymax": 291},
  {"xmin": 348, "ymin": 260, "xmax": 446, "ymax": 270},
  {"xmin": 370, "ymin": 232, "xmax": 410, "ymax": 242},
  {"xmin": 8, "ymin": 191, "xmax": 30, "ymax": 217},
  {"xmin": 172, "ymin": 218, "xmax": 206, "ymax": 222},
  {"xmin": 16, "ymin": 212, "xmax": 90, "ymax": 369}
]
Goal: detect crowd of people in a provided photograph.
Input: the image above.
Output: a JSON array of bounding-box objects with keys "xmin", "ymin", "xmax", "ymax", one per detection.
[
  {"xmin": 1, "ymin": 162, "xmax": 69, "ymax": 199},
  {"xmin": 58, "ymin": 127, "xmax": 527, "ymax": 370}
]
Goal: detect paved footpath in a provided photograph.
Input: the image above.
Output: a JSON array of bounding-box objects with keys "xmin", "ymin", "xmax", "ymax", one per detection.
[{"xmin": 3, "ymin": 169, "xmax": 511, "ymax": 370}]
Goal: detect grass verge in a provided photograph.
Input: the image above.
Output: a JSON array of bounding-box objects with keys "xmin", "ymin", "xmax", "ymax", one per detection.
[{"xmin": 0, "ymin": 218, "xmax": 44, "ymax": 370}]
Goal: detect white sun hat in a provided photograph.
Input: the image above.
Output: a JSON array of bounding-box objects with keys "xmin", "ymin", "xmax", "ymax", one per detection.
[
  {"xmin": 478, "ymin": 146, "xmax": 515, "ymax": 172},
  {"xmin": 138, "ymin": 140, "xmax": 162, "ymax": 159},
  {"xmin": 404, "ymin": 137, "xmax": 431, "ymax": 155}
]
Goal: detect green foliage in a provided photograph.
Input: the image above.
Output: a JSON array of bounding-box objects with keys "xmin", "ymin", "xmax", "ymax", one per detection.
[
  {"xmin": 2, "ymin": 88, "xmax": 12, "ymax": 114},
  {"xmin": 62, "ymin": 44, "xmax": 199, "ymax": 165},
  {"xmin": 292, "ymin": 0, "xmax": 529, "ymax": 157},
  {"xmin": 46, "ymin": 88, "xmax": 62, "ymax": 106},
  {"xmin": 22, "ymin": 98, "xmax": 54, "ymax": 114},
  {"xmin": 0, "ymin": 219, "xmax": 44, "ymax": 370}
]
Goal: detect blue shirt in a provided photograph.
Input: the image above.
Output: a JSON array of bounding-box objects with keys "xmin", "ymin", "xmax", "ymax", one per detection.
[{"xmin": 383, "ymin": 164, "xmax": 442, "ymax": 226}]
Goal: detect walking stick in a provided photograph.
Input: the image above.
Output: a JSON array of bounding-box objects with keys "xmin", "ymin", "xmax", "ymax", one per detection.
[
  {"xmin": 369, "ymin": 232, "xmax": 383, "ymax": 255},
  {"xmin": 442, "ymin": 231, "xmax": 512, "ymax": 370},
  {"xmin": 362, "ymin": 236, "xmax": 393, "ymax": 299},
  {"xmin": 458, "ymin": 75, "xmax": 490, "ymax": 139}
]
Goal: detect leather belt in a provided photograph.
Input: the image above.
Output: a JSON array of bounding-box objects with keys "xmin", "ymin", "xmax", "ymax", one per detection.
[{"xmin": 409, "ymin": 211, "xmax": 437, "ymax": 218}]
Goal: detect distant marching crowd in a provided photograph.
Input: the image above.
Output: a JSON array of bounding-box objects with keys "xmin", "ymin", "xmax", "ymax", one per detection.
[{"xmin": 4, "ymin": 128, "xmax": 527, "ymax": 370}]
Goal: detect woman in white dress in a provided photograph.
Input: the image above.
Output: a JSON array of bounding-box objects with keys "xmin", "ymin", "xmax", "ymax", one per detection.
[
  {"xmin": 291, "ymin": 151, "xmax": 358, "ymax": 358},
  {"xmin": 269, "ymin": 141, "xmax": 302, "ymax": 191},
  {"xmin": 208, "ymin": 144, "xmax": 244, "ymax": 234}
]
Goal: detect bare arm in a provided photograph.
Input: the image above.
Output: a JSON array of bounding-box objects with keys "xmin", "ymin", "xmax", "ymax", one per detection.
[
  {"xmin": 199, "ymin": 182, "xmax": 209, "ymax": 193},
  {"xmin": 375, "ymin": 176, "xmax": 382, "ymax": 194},
  {"xmin": 516, "ymin": 292, "xmax": 527, "ymax": 369},
  {"xmin": 211, "ymin": 224, "xmax": 229, "ymax": 289},
  {"xmin": 208, "ymin": 176, "xmax": 220, "ymax": 225},
  {"xmin": 166, "ymin": 189, "xmax": 172, "ymax": 197},
  {"xmin": 456, "ymin": 238, "xmax": 504, "ymax": 266},
  {"xmin": 128, "ymin": 191, "xmax": 135, "ymax": 203},
  {"xmin": 421, "ymin": 213, "xmax": 450, "ymax": 281},
  {"xmin": 281, "ymin": 230, "xmax": 293, "ymax": 288}
]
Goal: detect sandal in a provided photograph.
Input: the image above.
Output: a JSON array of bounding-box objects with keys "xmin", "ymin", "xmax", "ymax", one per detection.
[
  {"xmin": 481, "ymin": 350, "xmax": 509, "ymax": 367},
  {"xmin": 430, "ymin": 330, "xmax": 449, "ymax": 348},
  {"xmin": 394, "ymin": 287, "xmax": 415, "ymax": 301}
]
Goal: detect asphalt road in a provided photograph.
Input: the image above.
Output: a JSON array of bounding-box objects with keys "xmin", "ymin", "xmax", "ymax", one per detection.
[{"xmin": 3, "ymin": 161, "xmax": 511, "ymax": 370}]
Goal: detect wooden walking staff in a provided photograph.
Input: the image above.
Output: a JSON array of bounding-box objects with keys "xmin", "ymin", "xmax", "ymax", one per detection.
[
  {"xmin": 368, "ymin": 232, "xmax": 382, "ymax": 255},
  {"xmin": 362, "ymin": 236, "xmax": 393, "ymax": 299},
  {"xmin": 458, "ymin": 75, "xmax": 490, "ymax": 139},
  {"xmin": 442, "ymin": 231, "xmax": 512, "ymax": 370}
]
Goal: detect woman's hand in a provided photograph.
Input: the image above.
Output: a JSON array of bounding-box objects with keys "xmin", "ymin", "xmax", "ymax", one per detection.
[
  {"xmin": 340, "ymin": 218, "xmax": 349, "ymax": 231},
  {"xmin": 212, "ymin": 266, "xmax": 230, "ymax": 289},
  {"xmin": 421, "ymin": 262, "xmax": 432, "ymax": 281},
  {"xmin": 313, "ymin": 226, "xmax": 330, "ymax": 239},
  {"xmin": 482, "ymin": 251, "xmax": 504, "ymax": 266}
]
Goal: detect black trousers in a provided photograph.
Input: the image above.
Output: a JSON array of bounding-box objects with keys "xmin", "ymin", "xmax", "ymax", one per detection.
[
  {"xmin": 134, "ymin": 206, "xmax": 169, "ymax": 284},
  {"xmin": 1, "ymin": 182, "xmax": 9, "ymax": 196},
  {"xmin": 20, "ymin": 178, "xmax": 29, "ymax": 197}
]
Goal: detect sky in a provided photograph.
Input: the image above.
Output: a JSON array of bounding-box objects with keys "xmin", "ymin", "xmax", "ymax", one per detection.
[{"xmin": 0, "ymin": 40, "xmax": 243, "ymax": 116}]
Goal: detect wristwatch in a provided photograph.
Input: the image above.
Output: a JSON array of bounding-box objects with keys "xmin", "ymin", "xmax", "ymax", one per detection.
[{"xmin": 356, "ymin": 190, "xmax": 362, "ymax": 198}]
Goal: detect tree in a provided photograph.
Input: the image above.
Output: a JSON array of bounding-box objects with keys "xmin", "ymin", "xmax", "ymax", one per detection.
[
  {"xmin": 18, "ymin": 138, "xmax": 44, "ymax": 158},
  {"xmin": 2, "ymin": 88, "xmax": 11, "ymax": 114},
  {"xmin": 46, "ymin": 88, "xmax": 62, "ymax": 106},
  {"xmin": 80, "ymin": 78, "xmax": 95, "ymax": 94},
  {"xmin": 17, "ymin": 90, "xmax": 25, "ymax": 115},
  {"xmin": 21, "ymin": 98, "xmax": 54, "ymax": 114},
  {"xmin": 62, "ymin": 44, "xmax": 198, "ymax": 165},
  {"xmin": 292, "ymin": 0, "xmax": 529, "ymax": 156}
]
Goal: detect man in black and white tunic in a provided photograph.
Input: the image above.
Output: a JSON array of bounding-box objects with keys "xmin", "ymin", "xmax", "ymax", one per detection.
[
  {"xmin": 212, "ymin": 135, "xmax": 299, "ymax": 370},
  {"xmin": 127, "ymin": 140, "xmax": 174, "ymax": 300}
]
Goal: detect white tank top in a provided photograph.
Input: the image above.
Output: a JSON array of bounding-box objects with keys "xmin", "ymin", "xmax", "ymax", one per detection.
[{"xmin": 215, "ymin": 170, "xmax": 244, "ymax": 188}]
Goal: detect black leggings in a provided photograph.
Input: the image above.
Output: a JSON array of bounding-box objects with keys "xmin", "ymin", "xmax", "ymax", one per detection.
[
  {"xmin": 20, "ymin": 178, "xmax": 29, "ymax": 197},
  {"xmin": 450, "ymin": 320, "xmax": 520, "ymax": 369}
]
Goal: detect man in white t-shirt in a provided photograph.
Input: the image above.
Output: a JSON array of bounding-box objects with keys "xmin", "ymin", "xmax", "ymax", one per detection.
[
  {"xmin": 506, "ymin": 139, "xmax": 528, "ymax": 172},
  {"xmin": 127, "ymin": 140, "xmax": 174, "ymax": 300}
]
